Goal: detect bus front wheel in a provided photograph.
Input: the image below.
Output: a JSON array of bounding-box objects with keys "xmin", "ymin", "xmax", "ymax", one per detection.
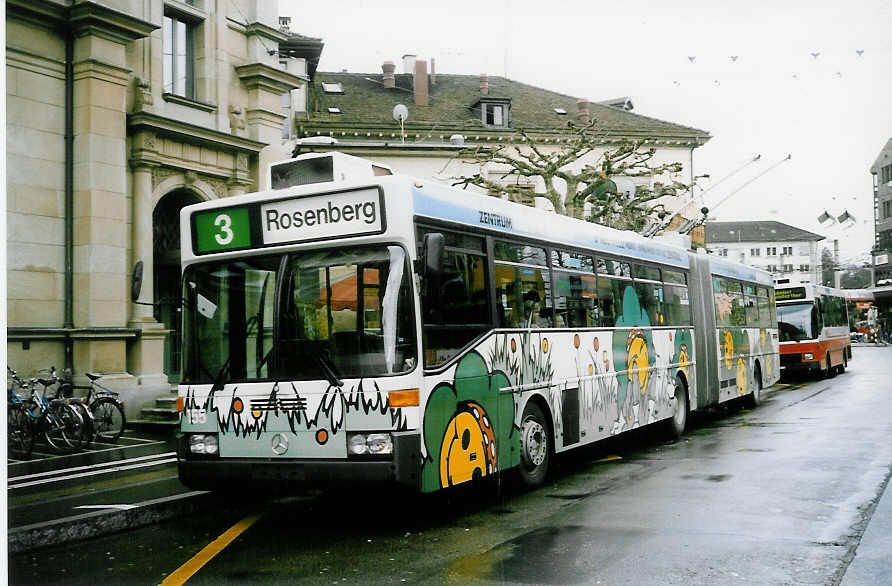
[{"xmin": 518, "ymin": 401, "xmax": 551, "ymax": 487}]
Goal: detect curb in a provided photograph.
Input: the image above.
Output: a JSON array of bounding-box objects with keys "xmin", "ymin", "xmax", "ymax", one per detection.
[{"xmin": 8, "ymin": 490, "xmax": 217, "ymax": 554}]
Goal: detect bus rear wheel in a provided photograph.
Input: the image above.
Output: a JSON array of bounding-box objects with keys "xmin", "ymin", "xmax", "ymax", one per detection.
[
  {"xmin": 745, "ymin": 364, "xmax": 763, "ymax": 409},
  {"xmin": 518, "ymin": 401, "xmax": 551, "ymax": 487},
  {"xmin": 823, "ymin": 353, "xmax": 835, "ymax": 379},
  {"xmin": 838, "ymin": 351, "xmax": 847, "ymax": 374},
  {"xmin": 665, "ymin": 375, "xmax": 688, "ymax": 441}
]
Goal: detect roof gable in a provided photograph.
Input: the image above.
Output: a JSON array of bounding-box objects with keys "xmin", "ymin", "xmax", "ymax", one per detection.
[{"xmin": 706, "ymin": 221, "xmax": 825, "ymax": 243}]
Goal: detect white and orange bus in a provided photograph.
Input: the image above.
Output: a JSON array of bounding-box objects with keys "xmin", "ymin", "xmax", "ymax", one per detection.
[{"xmin": 776, "ymin": 284, "xmax": 851, "ymax": 377}]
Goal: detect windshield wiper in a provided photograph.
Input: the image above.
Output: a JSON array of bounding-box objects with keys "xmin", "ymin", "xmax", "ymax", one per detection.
[{"xmin": 314, "ymin": 350, "xmax": 343, "ymax": 388}]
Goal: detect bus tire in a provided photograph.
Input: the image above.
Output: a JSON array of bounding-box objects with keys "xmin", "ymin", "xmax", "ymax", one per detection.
[
  {"xmin": 666, "ymin": 375, "xmax": 688, "ymax": 441},
  {"xmin": 824, "ymin": 353, "xmax": 835, "ymax": 379},
  {"xmin": 518, "ymin": 401, "xmax": 551, "ymax": 487},
  {"xmin": 838, "ymin": 351, "xmax": 847, "ymax": 374},
  {"xmin": 745, "ymin": 363, "xmax": 763, "ymax": 409}
]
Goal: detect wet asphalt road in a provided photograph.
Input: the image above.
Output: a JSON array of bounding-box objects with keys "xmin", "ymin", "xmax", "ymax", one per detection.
[{"xmin": 8, "ymin": 346, "xmax": 892, "ymax": 585}]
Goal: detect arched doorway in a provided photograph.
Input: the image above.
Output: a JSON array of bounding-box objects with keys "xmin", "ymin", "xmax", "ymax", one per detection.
[{"xmin": 154, "ymin": 189, "xmax": 201, "ymax": 382}]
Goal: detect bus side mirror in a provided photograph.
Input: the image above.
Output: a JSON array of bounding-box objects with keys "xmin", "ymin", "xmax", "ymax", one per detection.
[
  {"xmin": 420, "ymin": 233, "xmax": 445, "ymax": 278},
  {"xmin": 131, "ymin": 261, "xmax": 144, "ymax": 302}
]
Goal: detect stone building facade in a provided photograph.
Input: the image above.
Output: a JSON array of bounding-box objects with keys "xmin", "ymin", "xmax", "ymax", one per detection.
[{"xmin": 6, "ymin": 0, "xmax": 303, "ymax": 417}]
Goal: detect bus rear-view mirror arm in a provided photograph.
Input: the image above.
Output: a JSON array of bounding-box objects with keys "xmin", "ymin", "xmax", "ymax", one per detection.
[{"xmin": 415, "ymin": 233, "xmax": 445, "ymax": 278}]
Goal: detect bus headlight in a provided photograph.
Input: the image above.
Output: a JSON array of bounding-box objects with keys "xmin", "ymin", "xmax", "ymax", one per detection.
[
  {"xmin": 803, "ymin": 352, "xmax": 814, "ymax": 360},
  {"xmin": 366, "ymin": 433, "xmax": 393, "ymax": 455},
  {"xmin": 347, "ymin": 432, "xmax": 393, "ymax": 457},
  {"xmin": 188, "ymin": 433, "xmax": 219, "ymax": 456},
  {"xmin": 348, "ymin": 434, "xmax": 368, "ymax": 455}
]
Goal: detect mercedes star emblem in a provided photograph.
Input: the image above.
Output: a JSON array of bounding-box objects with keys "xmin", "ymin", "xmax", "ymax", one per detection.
[{"xmin": 271, "ymin": 433, "xmax": 289, "ymax": 455}]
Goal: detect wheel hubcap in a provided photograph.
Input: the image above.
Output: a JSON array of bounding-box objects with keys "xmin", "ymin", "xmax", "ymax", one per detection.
[
  {"xmin": 522, "ymin": 418, "xmax": 547, "ymax": 467},
  {"xmin": 673, "ymin": 389, "xmax": 685, "ymax": 426}
]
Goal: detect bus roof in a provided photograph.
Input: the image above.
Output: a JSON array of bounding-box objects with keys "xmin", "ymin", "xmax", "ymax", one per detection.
[{"xmin": 412, "ymin": 179, "xmax": 692, "ymax": 269}]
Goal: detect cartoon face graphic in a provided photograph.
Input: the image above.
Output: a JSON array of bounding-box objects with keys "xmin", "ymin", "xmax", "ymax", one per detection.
[
  {"xmin": 735, "ymin": 357, "xmax": 748, "ymax": 395},
  {"xmin": 678, "ymin": 343, "xmax": 690, "ymax": 378},
  {"xmin": 723, "ymin": 330, "xmax": 734, "ymax": 370},
  {"xmin": 439, "ymin": 401, "xmax": 497, "ymax": 487},
  {"xmin": 626, "ymin": 329, "xmax": 650, "ymax": 393}
]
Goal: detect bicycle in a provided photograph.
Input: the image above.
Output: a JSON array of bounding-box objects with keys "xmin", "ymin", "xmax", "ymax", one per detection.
[
  {"xmin": 9, "ymin": 367, "xmax": 85, "ymax": 455},
  {"xmin": 41, "ymin": 366, "xmax": 95, "ymax": 448},
  {"xmin": 8, "ymin": 378, "xmax": 36, "ymax": 457},
  {"xmin": 82, "ymin": 372, "xmax": 127, "ymax": 443}
]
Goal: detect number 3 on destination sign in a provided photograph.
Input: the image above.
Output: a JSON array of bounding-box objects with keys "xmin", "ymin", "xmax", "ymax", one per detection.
[{"xmin": 214, "ymin": 213, "xmax": 234, "ymax": 245}]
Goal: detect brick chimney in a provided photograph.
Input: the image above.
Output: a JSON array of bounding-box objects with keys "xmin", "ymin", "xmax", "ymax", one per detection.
[
  {"xmin": 480, "ymin": 73, "xmax": 489, "ymax": 96},
  {"xmin": 577, "ymin": 98, "xmax": 590, "ymax": 124},
  {"xmin": 414, "ymin": 59, "xmax": 428, "ymax": 106},
  {"xmin": 382, "ymin": 61, "xmax": 395, "ymax": 88}
]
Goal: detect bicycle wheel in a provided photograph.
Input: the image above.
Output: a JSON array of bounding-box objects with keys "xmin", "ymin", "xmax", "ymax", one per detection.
[
  {"xmin": 7, "ymin": 403, "xmax": 35, "ymax": 457},
  {"xmin": 43, "ymin": 402, "xmax": 84, "ymax": 453},
  {"xmin": 71, "ymin": 401, "xmax": 95, "ymax": 448},
  {"xmin": 90, "ymin": 397, "xmax": 126, "ymax": 442}
]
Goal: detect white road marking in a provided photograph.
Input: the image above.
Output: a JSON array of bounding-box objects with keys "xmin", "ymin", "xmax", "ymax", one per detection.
[
  {"xmin": 9, "ymin": 452, "xmax": 177, "ymax": 483},
  {"xmin": 73, "ymin": 504, "xmax": 140, "ymax": 511},
  {"xmin": 8, "ymin": 457, "xmax": 178, "ymax": 489}
]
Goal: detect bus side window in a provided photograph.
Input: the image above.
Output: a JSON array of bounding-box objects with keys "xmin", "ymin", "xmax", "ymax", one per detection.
[{"xmin": 417, "ymin": 227, "xmax": 490, "ymax": 367}]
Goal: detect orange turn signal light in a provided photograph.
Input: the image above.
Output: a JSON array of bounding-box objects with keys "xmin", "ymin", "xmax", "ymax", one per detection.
[
  {"xmin": 388, "ymin": 388, "xmax": 419, "ymax": 407},
  {"xmin": 176, "ymin": 397, "xmax": 184, "ymax": 412}
]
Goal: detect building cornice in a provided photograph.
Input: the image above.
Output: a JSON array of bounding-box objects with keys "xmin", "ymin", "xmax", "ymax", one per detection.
[
  {"xmin": 69, "ymin": 1, "xmax": 158, "ymax": 43},
  {"xmin": 297, "ymin": 123, "xmax": 704, "ymax": 148},
  {"xmin": 128, "ymin": 111, "xmax": 267, "ymax": 155},
  {"xmin": 244, "ymin": 22, "xmax": 291, "ymax": 44},
  {"xmin": 235, "ymin": 63, "xmax": 307, "ymax": 94}
]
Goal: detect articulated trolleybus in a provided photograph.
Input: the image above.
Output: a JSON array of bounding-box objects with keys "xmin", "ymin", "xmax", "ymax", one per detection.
[
  {"xmin": 776, "ymin": 283, "xmax": 851, "ymax": 377},
  {"xmin": 176, "ymin": 153, "xmax": 779, "ymax": 493}
]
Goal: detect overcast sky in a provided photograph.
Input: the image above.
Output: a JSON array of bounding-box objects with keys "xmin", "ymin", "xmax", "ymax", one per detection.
[{"xmin": 283, "ymin": 0, "xmax": 892, "ymax": 265}]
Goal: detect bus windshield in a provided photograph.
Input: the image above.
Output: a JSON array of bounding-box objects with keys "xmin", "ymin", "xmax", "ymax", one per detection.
[
  {"xmin": 181, "ymin": 245, "xmax": 417, "ymax": 384},
  {"xmin": 777, "ymin": 302, "xmax": 818, "ymax": 342}
]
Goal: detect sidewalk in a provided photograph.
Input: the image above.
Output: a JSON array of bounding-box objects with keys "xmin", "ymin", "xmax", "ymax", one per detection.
[
  {"xmin": 6, "ymin": 430, "xmax": 217, "ymax": 553},
  {"xmin": 841, "ymin": 471, "xmax": 892, "ymax": 585}
]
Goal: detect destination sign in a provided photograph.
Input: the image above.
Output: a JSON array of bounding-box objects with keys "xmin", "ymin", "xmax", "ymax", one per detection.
[
  {"xmin": 775, "ymin": 287, "xmax": 807, "ymax": 301},
  {"xmin": 260, "ymin": 188, "xmax": 383, "ymax": 245},
  {"xmin": 191, "ymin": 187, "xmax": 385, "ymax": 255}
]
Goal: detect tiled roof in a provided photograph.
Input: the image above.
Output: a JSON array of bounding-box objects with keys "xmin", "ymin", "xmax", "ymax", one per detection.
[
  {"xmin": 299, "ymin": 71, "xmax": 711, "ymax": 143},
  {"xmin": 706, "ymin": 221, "xmax": 825, "ymax": 243}
]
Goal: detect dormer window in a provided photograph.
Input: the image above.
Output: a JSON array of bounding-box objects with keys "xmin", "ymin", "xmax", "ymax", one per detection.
[
  {"xmin": 328, "ymin": 107, "xmax": 341, "ymax": 114},
  {"xmin": 322, "ymin": 82, "xmax": 344, "ymax": 94},
  {"xmin": 554, "ymin": 108, "xmax": 567, "ymax": 115},
  {"xmin": 471, "ymin": 97, "xmax": 511, "ymax": 127}
]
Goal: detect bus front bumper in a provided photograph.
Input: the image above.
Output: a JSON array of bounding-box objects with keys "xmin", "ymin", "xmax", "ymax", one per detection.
[
  {"xmin": 177, "ymin": 431, "xmax": 420, "ymax": 490},
  {"xmin": 780, "ymin": 353, "xmax": 820, "ymax": 374}
]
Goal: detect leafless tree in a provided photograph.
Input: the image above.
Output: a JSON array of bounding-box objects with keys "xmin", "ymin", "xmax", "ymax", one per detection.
[{"xmin": 452, "ymin": 120, "xmax": 688, "ymax": 232}]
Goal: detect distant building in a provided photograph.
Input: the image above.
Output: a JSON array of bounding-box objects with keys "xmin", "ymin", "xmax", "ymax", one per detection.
[
  {"xmin": 705, "ymin": 221, "xmax": 825, "ymax": 284},
  {"xmin": 871, "ymin": 138, "xmax": 892, "ymax": 281},
  {"xmin": 271, "ymin": 52, "xmax": 712, "ymax": 244}
]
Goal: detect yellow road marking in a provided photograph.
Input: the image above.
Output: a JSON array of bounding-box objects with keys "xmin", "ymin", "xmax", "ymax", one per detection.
[
  {"xmin": 161, "ymin": 512, "xmax": 263, "ymax": 586},
  {"xmin": 595, "ymin": 454, "xmax": 622, "ymax": 463}
]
